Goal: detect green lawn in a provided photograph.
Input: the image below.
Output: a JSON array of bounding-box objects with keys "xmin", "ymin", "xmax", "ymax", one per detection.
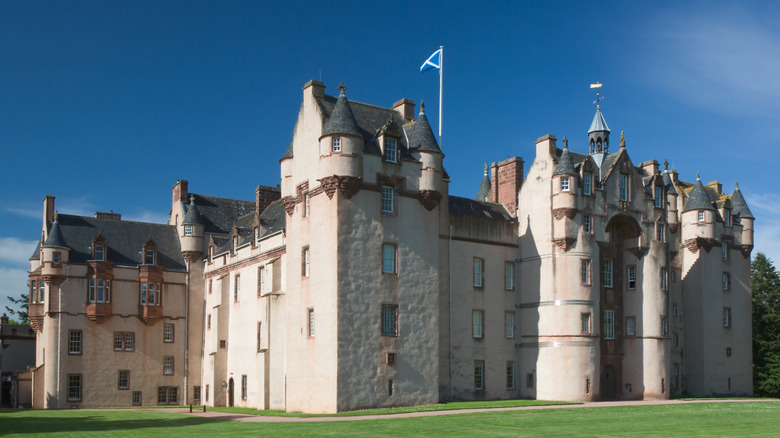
[{"xmin": 1, "ymin": 401, "xmax": 779, "ymax": 437}]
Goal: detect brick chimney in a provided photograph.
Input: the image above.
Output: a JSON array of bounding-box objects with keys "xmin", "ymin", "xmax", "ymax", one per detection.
[
  {"xmin": 392, "ymin": 98, "xmax": 415, "ymax": 121},
  {"xmin": 173, "ymin": 180, "xmax": 189, "ymax": 204},
  {"xmin": 43, "ymin": 195, "xmax": 55, "ymax": 236},
  {"xmin": 489, "ymin": 157, "xmax": 524, "ymax": 217},
  {"xmin": 256, "ymin": 185, "xmax": 282, "ymax": 214}
]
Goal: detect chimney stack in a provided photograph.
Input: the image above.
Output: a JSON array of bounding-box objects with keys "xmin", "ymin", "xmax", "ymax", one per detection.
[
  {"xmin": 173, "ymin": 180, "xmax": 189, "ymax": 205},
  {"xmin": 256, "ymin": 185, "xmax": 281, "ymax": 214},
  {"xmin": 489, "ymin": 157, "xmax": 524, "ymax": 217},
  {"xmin": 392, "ymin": 98, "xmax": 415, "ymax": 121}
]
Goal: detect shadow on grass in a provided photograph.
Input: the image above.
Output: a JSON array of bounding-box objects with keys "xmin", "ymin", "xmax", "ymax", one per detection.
[{"xmin": 1, "ymin": 413, "xmax": 227, "ymax": 435}]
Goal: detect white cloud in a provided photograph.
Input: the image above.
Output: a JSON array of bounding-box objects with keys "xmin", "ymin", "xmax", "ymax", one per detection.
[
  {"xmin": 0, "ymin": 266, "xmax": 30, "ymax": 316},
  {"xmin": 4, "ymin": 205, "xmax": 40, "ymax": 220},
  {"xmin": 746, "ymin": 193, "xmax": 780, "ymax": 264},
  {"xmin": 123, "ymin": 210, "xmax": 169, "ymax": 225},
  {"xmin": 0, "ymin": 237, "xmax": 38, "ymax": 268}
]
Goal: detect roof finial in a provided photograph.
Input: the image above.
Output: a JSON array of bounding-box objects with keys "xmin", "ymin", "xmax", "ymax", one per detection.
[
  {"xmin": 735, "ymin": 180, "xmax": 739, "ymax": 189},
  {"xmin": 420, "ymin": 100, "xmax": 425, "ymax": 114},
  {"xmin": 562, "ymin": 136, "xmax": 568, "ymax": 149},
  {"xmin": 696, "ymin": 172, "xmax": 700, "ymax": 180},
  {"xmin": 590, "ymin": 82, "xmax": 604, "ymax": 110},
  {"xmin": 189, "ymin": 194, "xmax": 195, "ymax": 204},
  {"xmin": 664, "ymin": 159, "xmax": 669, "ymax": 171},
  {"xmin": 620, "ymin": 131, "xmax": 625, "ymax": 148},
  {"xmin": 337, "ymin": 82, "xmax": 347, "ymax": 96},
  {"xmin": 483, "ymin": 162, "xmax": 488, "ymax": 175}
]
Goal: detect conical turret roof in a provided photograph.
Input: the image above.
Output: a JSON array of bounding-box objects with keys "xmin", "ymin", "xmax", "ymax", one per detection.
[
  {"xmin": 683, "ymin": 175, "xmax": 715, "ymax": 212},
  {"xmin": 730, "ymin": 182, "xmax": 754, "ymax": 219},
  {"xmin": 322, "ymin": 84, "xmax": 361, "ymax": 137},
  {"xmin": 553, "ymin": 139, "xmax": 577, "ymax": 176},
  {"xmin": 182, "ymin": 195, "xmax": 204, "ymax": 225},
  {"xmin": 407, "ymin": 102, "xmax": 442, "ymax": 154},
  {"xmin": 43, "ymin": 220, "xmax": 67, "ymax": 248},
  {"xmin": 588, "ymin": 108, "xmax": 610, "ymax": 134},
  {"xmin": 476, "ymin": 163, "xmax": 491, "ymax": 201}
]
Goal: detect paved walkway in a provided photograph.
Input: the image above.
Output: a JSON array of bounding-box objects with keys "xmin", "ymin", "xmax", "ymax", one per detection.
[{"xmin": 159, "ymin": 398, "xmax": 778, "ymax": 423}]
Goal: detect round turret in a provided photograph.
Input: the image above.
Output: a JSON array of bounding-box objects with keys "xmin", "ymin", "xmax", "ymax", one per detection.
[{"xmin": 319, "ymin": 83, "xmax": 363, "ymax": 178}]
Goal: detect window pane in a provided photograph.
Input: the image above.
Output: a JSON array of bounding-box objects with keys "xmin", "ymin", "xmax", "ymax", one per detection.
[
  {"xmin": 381, "ymin": 186, "xmax": 394, "ymax": 212},
  {"xmin": 505, "ymin": 312, "xmax": 514, "ymax": 338},
  {"xmin": 473, "ymin": 258, "xmax": 483, "ymax": 287},
  {"xmin": 504, "ymin": 262, "xmax": 514, "ymax": 290},
  {"xmin": 474, "ymin": 361, "xmax": 484, "ymax": 390},
  {"xmin": 382, "ymin": 306, "xmax": 397, "ymax": 336},
  {"xmin": 604, "ymin": 310, "xmax": 615, "ymax": 339},
  {"xmin": 603, "ymin": 259, "xmax": 613, "ymax": 288},
  {"xmin": 68, "ymin": 375, "xmax": 81, "ymax": 401},
  {"xmin": 382, "ymin": 245, "xmax": 396, "ymax": 274},
  {"xmin": 472, "ymin": 311, "xmax": 483, "ymax": 338}
]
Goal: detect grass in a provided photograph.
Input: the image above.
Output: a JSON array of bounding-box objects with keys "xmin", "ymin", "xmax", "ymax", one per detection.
[{"xmin": 1, "ymin": 401, "xmax": 779, "ymax": 437}]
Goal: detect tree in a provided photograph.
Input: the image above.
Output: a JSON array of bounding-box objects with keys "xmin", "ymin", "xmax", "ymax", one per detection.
[
  {"xmin": 5, "ymin": 293, "xmax": 29, "ymax": 324},
  {"xmin": 752, "ymin": 252, "xmax": 780, "ymax": 397}
]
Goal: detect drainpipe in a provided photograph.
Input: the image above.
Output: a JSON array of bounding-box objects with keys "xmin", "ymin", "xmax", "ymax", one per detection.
[
  {"xmin": 184, "ymin": 259, "xmax": 190, "ymax": 404},
  {"xmin": 56, "ymin": 266, "xmax": 69, "ymax": 409}
]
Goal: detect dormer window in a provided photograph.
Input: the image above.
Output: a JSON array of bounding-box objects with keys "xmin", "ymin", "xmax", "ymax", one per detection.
[
  {"xmin": 232, "ymin": 235, "xmax": 238, "ymax": 254},
  {"xmin": 723, "ymin": 209, "xmax": 731, "ymax": 226},
  {"xmin": 254, "ymin": 227, "xmax": 260, "ymax": 245},
  {"xmin": 583, "ymin": 172, "xmax": 593, "ymax": 196},
  {"xmin": 560, "ymin": 177, "xmax": 570, "ymax": 192},
  {"xmin": 384, "ymin": 138, "xmax": 397, "ymax": 163},
  {"xmin": 95, "ymin": 245, "xmax": 105, "ymax": 261},
  {"xmin": 144, "ymin": 250, "xmax": 155, "ymax": 265},
  {"xmin": 332, "ymin": 137, "xmax": 341, "ymax": 152},
  {"xmin": 619, "ymin": 174, "xmax": 629, "ymax": 202},
  {"xmin": 654, "ymin": 186, "xmax": 663, "ymax": 208},
  {"xmin": 184, "ymin": 225, "xmax": 193, "ymax": 236}
]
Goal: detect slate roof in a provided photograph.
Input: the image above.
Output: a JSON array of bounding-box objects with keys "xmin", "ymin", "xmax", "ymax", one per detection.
[
  {"xmin": 588, "ymin": 108, "xmax": 610, "ymax": 133},
  {"xmin": 730, "ymin": 183, "xmax": 754, "ymax": 219},
  {"xmin": 405, "ymin": 109, "xmax": 442, "ymax": 154},
  {"xmin": 212, "ymin": 199, "xmax": 286, "ymax": 255},
  {"xmin": 449, "ymin": 196, "xmax": 513, "ymax": 221},
  {"xmin": 43, "ymin": 221, "xmax": 67, "ymax": 247},
  {"xmin": 322, "ymin": 92, "xmax": 361, "ymax": 137},
  {"xmin": 183, "ymin": 194, "xmax": 255, "ymax": 235},
  {"xmin": 41, "ymin": 214, "xmax": 186, "ymax": 271},
  {"xmin": 553, "ymin": 145, "xmax": 577, "ymax": 176},
  {"xmin": 476, "ymin": 173, "xmax": 491, "ymax": 201},
  {"xmin": 30, "ymin": 241, "xmax": 41, "ymax": 260},
  {"xmin": 682, "ymin": 177, "xmax": 716, "ymax": 212},
  {"xmin": 182, "ymin": 197, "xmax": 204, "ymax": 225}
]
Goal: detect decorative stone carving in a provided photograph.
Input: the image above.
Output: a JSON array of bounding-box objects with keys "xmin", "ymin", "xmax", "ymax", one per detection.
[
  {"xmin": 668, "ymin": 223, "xmax": 678, "ymax": 234},
  {"xmin": 684, "ymin": 237, "xmax": 718, "ymax": 254},
  {"xmin": 320, "ymin": 175, "xmax": 362, "ymax": 199},
  {"xmin": 417, "ymin": 190, "xmax": 442, "ymax": 211},
  {"xmin": 282, "ymin": 196, "xmax": 298, "ymax": 216},
  {"xmin": 627, "ymin": 246, "xmax": 649, "ymax": 259},
  {"xmin": 552, "ymin": 208, "xmax": 577, "ymax": 220},
  {"xmin": 741, "ymin": 244, "xmax": 753, "ymax": 258},
  {"xmin": 553, "ymin": 237, "xmax": 576, "ymax": 252}
]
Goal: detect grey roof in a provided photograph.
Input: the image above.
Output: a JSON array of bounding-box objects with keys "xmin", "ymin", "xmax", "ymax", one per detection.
[
  {"xmin": 43, "ymin": 221, "xmax": 67, "ymax": 248},
  {"xmin": 281, "ymin": 141, "xmax": 294, "ymax": 160},
  {"xmin": 730, "ymin": 183, "xmax": 754, "ymax": 219},
  {"xmin": 405, "ymin": 109, "xmax": 442, "ymax": 154},
  {"xmin": 588, "ymin": 108, "xmax": 610, "ymax": 134},
  {"xmin": 553, "ymin": 146, "xmax": 577, "ymax": 176},
  {"xmin": 213, "ymin": 199, "xmax": 286, "ymax": 255},
  {"xmin": 476, "ymin": 174, "xmax": 491, "ymax": 201},
  {"xmin": 683, "ymin": 178, "xmax": 716, "ymax": 212},
  {"xmin": 188, "ymin": 194, "xmax": 255, "ymax": 235},
  {"xmin": 43, "ymin": 214, "xmax": 186, "ymax": 270},
  {"xmin": 182, "ymin": 197, "xmax": 204, "ymax": 225},
  {"xmin": 449, "ymin": 196, "xmax": 513, "ymax": 221},
  {"xmin": 322, "ymin": 92, "xmax": 361, "ymax": 137},
  {"xmin": 30, "ymin": 241, "xmax": 41, "ymax": 260}
]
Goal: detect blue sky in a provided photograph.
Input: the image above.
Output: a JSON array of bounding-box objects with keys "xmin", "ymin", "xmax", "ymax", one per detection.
[{"xmin": 2, "ymin": 1, "xmax": 779, "ymax": 314}]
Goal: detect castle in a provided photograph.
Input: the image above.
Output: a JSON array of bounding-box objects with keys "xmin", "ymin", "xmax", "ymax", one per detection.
[{"xmin": 24, "ymin": 80, "xmax": 754, "ymax": 412}]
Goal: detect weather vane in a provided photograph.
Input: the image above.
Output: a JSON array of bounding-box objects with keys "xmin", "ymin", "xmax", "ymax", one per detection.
[{"xmin": 590, "ymin": 82, "xmax": 604, "ymax": 109}]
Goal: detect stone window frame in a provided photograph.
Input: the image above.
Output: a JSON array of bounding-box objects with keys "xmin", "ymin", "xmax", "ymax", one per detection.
[{"xmin": 382, "ymin": 304, "xmax": 399, "ymax": 337}]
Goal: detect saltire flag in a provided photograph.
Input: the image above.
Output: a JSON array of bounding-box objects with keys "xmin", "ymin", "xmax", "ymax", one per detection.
[{"xmin": 420, "ymin": 49, "xmax": 442, "ymax": 73}]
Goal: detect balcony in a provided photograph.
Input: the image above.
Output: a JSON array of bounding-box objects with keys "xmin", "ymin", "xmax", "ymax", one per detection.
[
  {"xmin": 86, "ymin": 302, "xmax": 113, "ymax": 324},
  {"xmin": 138, "ymin": 305, "xmax": 162, "ymax": 325}
]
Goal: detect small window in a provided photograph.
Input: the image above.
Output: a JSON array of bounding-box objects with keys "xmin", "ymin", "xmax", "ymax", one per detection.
[
  {"xmin": 698, "ymin": 210, "xmax": 705, "ymax": 222},
  {"xmin": 163, "ymin": 356, "xmax": 174, "ymax": 375},
  {"xmin": 68, "ymin": 330, "xmax": 82, "ymax": 355},
  {"xmin": 661, "ymin": 267, "xmax": 668, "ymax": 291},
  {"xmin": 619, "ymin": 174, "xmax": 629, "ymax": 201},
  {"xmin": 583, "ymin": 172, "xmax": 592, "ymax": 196},
  {"xmin": 661, "ymin": 317, "xmax": 669, "ymax": 336},
  {"xmin": 722, "ymin": 242, "xmax": 728, "ymax": 260},
  {"xmin": 504, "ymin": 262, "xmax": 514, "ymax": 291},
  {"xmin": 193, "ymin": 386, "xmax": 201, "ymax": 403},
  {"xmin": 387, "ymin": 352, "xmax": 396, "ymax": 365},
  {"xmin": 95, "ymin": 245, "xmax": 105, "ymax": 261},
  {"xmin": 627, "ymin": 266, "xmax": 636, "ymax": 290},
  {"xmin": 118, "ymin": 370, "xmax": 130, "ymax": 390},
  {"xmin": 304, "ymin": 193, "xmax": 310, "ymax": 217},
  {"xmin": 581, "ymin": 313, "xmax": 591, "ymax": 334},
  {"xmin": 604, "ymin": 310, "xmax": 615, "ymax": 340},
  {"xmin": 726, "ymin": 347, "xmax": 732, "ymax": 357},
  {"xmin": 207, "ymin": 314, "xmax": 211, "ymax": 329},
  {"xmin": 505, "ymin": 312, "xmax": 515, "ymax": 339},
  {"xmin": 144, "ymin": 250, "xmax": 155, "ymax": 265},
  {"xmin": 560, "ymin": 176, "xmax": 570, "ymax": 192},
  {"xmin": 382, "ymin": 305, "xmax": 399, "ymax": 337},
  {"xmin": 506, "ymin": 361, "xmax": 516, "ymax": 390},
  {"xmin": 583, "ymin": 215, "xmax": 592, "ymax": 234},
  {"xmin": 473, "ymin": 258, "xmax": 484, "ymax": 288},
  {"xmin": 382, "ymin": 244, "xmax": 397, "ymax": 274},
  {"xmin": 257, "ymin": 322, "xmax": 262, "ymax": 352},
  {"xmin": 163, "ymin": 324, "xmax": 174, "ymax": 343},
  {"xmin": 332, "ymin": 137, "xmax": 341, "ymax": 152},
  {"xmin": 241, "ymin": 375, "xmax": 248, "ymax": 400},
  {"xmin": 132, "ymin": 391, "xmax": 142, "ymax": 406},
  {"xmin": 724, "ymin": 208, "xmax": 731, "ymax": 226},
  {"xmin": 68, "ymin": 375, "xmax": 82, "ymax": 402},
  {"xmin": 472, "ymin": 310, "xmax": 484, "ymax": 339},
  {"xmin": 673, "ymin": 332, "xmax": 679, "ymax": 347},
  {"xmin": 474, "ymin": 360, "xmax": 485, "ymax": 390},
  {"xmin": 655, "ymin": 186, "xmax": 663, "ymax": 208},
  {"xmin": 208, "ymin": 279, "xmax": 213, "ymax": 295},
  {"xmin": 526, "ymin": 372, "xmax": 534, "ymax": 388},
  {"xmin": 656, "ymin": 223, "xmax": 665, "ymax": 242},
  {"xmin": 308, "ymin": 309, "xmax": 315, "ymax": 337},
  {"xmin": 258, "ymin": 266, "xmax": 266, "ymax": 295},
  {"xmin": 723, "ymin": 308, "xmax": 731, "ymax": 328},
  {"xmin": 381, "ymin": 185, "xmax": 395, "ymax": 213},
  {"xmin": 626, "ymin": 317, "xmax": 636, "ymax": 336},
  {"xmin": 722, "ymin": 272, "xmax": 730, "ymax": 291},
  {"xmin": 184, "ymin": 224, "xmax": 193, "ymax": 236},
  {"xmin": 581, "ymin": 260, "xmax": 591, "ymax": 285},
  {"xmin": 53, "ymin": 252, "xmax": 61, "ymax": 265},
  {"xmin": 302, "ymin": 247, "xmax": 310, "ymax": 277},
  {"xmin": 254, "ymin": 227, "xmax": 259, "ymax": 245},
  {"xmin": 603, "ymin": 259, "xmax": 613, "ymax": 288},
  {"xmin": 385, "ymin": 138, "xmax": 398, "ymax": 163},
  {"xmin": 219, "ymin": 340, "xmax": 226, "ymax": 348},
  {"xmin": 114, "ymin": 332, "xmax": 135, "ymax": 351},
  {"xmin": 234, "ymin": 275, "xmax": 241, "ymax": 302}
]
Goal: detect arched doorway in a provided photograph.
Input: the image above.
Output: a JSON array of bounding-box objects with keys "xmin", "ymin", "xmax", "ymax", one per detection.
[
  {"xmin": 228, "ymin": 378, "xmax": 235, "ymax": 407},
  {"xmin": 602, "ymin": 365, "xmax": 616, "ymax": 401}
]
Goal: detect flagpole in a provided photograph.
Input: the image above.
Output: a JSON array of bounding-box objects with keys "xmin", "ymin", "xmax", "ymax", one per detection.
[{"xmin": 438, "ymin": 45, "xmax": 443, "ymax": 147}]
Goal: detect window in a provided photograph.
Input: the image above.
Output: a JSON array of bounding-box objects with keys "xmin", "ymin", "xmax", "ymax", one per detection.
[
  {"xmin": 581, "ymin": 313, "xmax": 591, "ymax": 334},
  {"xmin": 69, "ymin": 330, "xmax": 82, "ymax": 355},
  {"xmin": 163, "ymin": 324, "xmax": 174, "ymax": 343},
  {"xmin": 332, "ymin": 137, "xmax": 341, "ymax": 152},
  {"xmin": 726, "ymin": 347, "xmax": 732, "ymax": 357},
  {"xmin": 234, "ymin": 275, "xmax": 241, "ymax": 302},
  {"xmin": 118, "ymin": 370, "xmax": 129, "ymax": 390},
  {"xmin": 661, "ymin": 267, "xmax": 668, "ymax": 291},
  {"xmin": 583, "ymin": 172, "xmax": 592, "ymax": 195},
  {"xmin": 619, "ymin": 174, "xmax": 629, "ymax": 201},
  {"xmin": 506, "ymin": 361, "xmax": 515, "ymax": 390},
  {"xmin": 163, "ymin": 356, "xmax": 174, "ymax": 375},
  {"xmin": 604, "ymin": 310, "xmax": 615, "ymax": 340},
  {"xmin": 304, "ymin": 193, "xmax": 310, "ymax": 217},
  {"xmin": 68, "ymin": 375, "xmax": 82, "ymax": 401},
  {"xmin": 388, "ymin": 379, "xmax": 394, "ymax": 396},
  {"xmin": 157, "ymin": 387, "xmax": 178, "ymax": 405},
  {"xmin": 144, "ymin": 250, "xmax": 156, "ymax": 265},
  {"xmin": 209, "ymin": 279, "xmax": 213, "ymax": 295},
  {"xmin": 656, "ymin": 223, "xmax": 664, "ymax": 242},
  {"xmin": 655, "ymin": 186, "xmax": 663, "ymax": 208},
  {"xmin": 258, "ymin": 266, "xmax": 266, "ymax": 295},
  {"xmin": 724, "ymin": 208, "xmax": 731, "ymax": 226},
  {"xmin": 661, "ymin": 317, "xmax": 669, "ymax": 336},
  {"xmin": 387, "ymin": 352, "xmax": 396, "ymax": 365},
  {"xmin": 381, "ymin": 185, "xmax": 394, "ymax": 213},
  {"xmin": 583, "ymin": 215, "xmax": 592, "ymax": 234},
  {"xmin": 241, "ymin": 375, "xmax": 248, "ymax": 400},
  {"xmin": 382, "ymin": 305, "xmax": 399, "ymax": 337},
  {"xmin": 698, "ymin": 210, "xmax": 705, "ymax": 222},
  {"xmin": 603, "ymin": 259, "xmax": 613, "ymax": 288},
  {"xmin": 505, "ymin": 312, "xmax": 515, "ymax": 338},
  {"xmin": 673, "ymin": 332, "xmax": 679, "ymax": 347},
  {"xmin": 474, "ymin": 360, "xmax": 485, "ymax": 390},
  {"xmin": 382, "ymin": 244, "xmax": 397, "ymax": 274},
  {"xmin": 722, "ymin": 272, "xmax": 730, "ymax": 291},
  {"xmin": 114, "ymin": 332, "xmax": 135, "ymax": 351},
  {"xmin": 504, "ymin": 262, "xmax": 514, "ymax": 290},
  {"xmin": 472, "ymin": 310, "xmax": 484, "ymax": 339},
  {"xmin": 473, "ymin": 258, "xmax": 484, "ymax": 287},
  {"xmin": 254, "ymin": 322, "xmax": 262, "ymax": 352},
  {"xmin": 254, "ymin": 227, "xmax": 259, "ymax": 245},
  {"xmin": 140, "ymin": 282, "xmax": 162, "ymax": 306},
  {"xmin": 184, "ymin": 224, "xmax": 193, "ymax": 236},
  {"xmin": 53, "ymin": 252, "xmax": 61, "ymax": 265},
  {"xmin": 627, "ymin": 266, "xmax": 636, "ymax": 290},
  {"xmin": 207, "ymin": 314, "xmax": 211, "ymax": 329},
  {"xmin": 581, "ymin": 260, "xmax": 591, "ymax": 285},
  {"xmin": 626, "ymin": 317, "xmax": 636, "ymax": 336},
  {"xmin": 133, "ymin": 391, "xmax": 142, "ymax": 406},
  {"xmin": 89, "ymin": 279, "xmax": 111, "ymax": 303},
  {"xmin": 385, "ymin": 138, "xmax": 397, "ymax": 163},
  {"xmin": 526, "ymin": 373, "xmax": 534, "ymax": 388},
  {"xmin": 220, "ymin": 340, "xmax": 226, "ymax": 348},
  {"xmin": 232, "ymin": 235, "xmax": 238, "ymax": 254},
  {"xmin": 560, "ymin": 176, "xmax": 570, "ymax": 192},
  {"xmin": 308, "ymin": 309, "xmax": 315, "ymax": 337},
  {"xmin": 722, "ymin": 242, "xmax": 728, "ymax": 260},
  {"xmin": 95, "ymin": 245, "xmax": 105, "ymax": 261},
  {"xmin": 193, "ymin": 386, "xmax": 201, "ymax": 403},
  {"xmin": 302, "ymin": 247, "xmax": 310, "ymax": 277},
  {"xmin": 30, "ymin": 279, "xmax": 45, "ymax": 303},
  {"xmin": 723, "ymin": 308, "xmax": 731, "ymax": 328}
]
